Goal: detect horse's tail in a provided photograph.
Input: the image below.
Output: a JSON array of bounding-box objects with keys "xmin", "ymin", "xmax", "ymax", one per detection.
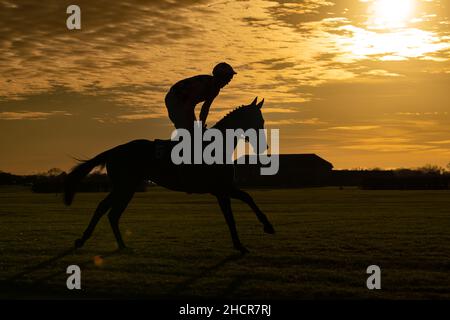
[{"xmin": 63, "ymin": 150, "xmax": 111, "ymax": 206}]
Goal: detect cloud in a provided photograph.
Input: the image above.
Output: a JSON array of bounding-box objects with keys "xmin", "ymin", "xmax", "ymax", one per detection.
[
  {"xmin": 394, "ymin": 111, "xmax": 448, "ymax": 116},
  {"xmin": 263, "ymin": 107, "xmax": 298, "ymax": 114},
  {"xmin": 266, "ymin": 118, "xmax": 323, "ymax": 125},
  {"xmin": 340, "ymin": 143, "xmax": 436, "ymax": 152},
  {"xmin": 0, "ymin": 110, "xmax": 71, "ymax": 120},
  {"xmin": 117, "ymin": 113, "xmax": 166, "ymax": 121},
  {"xmin": 321, "ymin": 125, "xmax": 380, "ymax": 130},
  {"xmin": 0, "ymin": 0, "xmax": 212, "ymax": 101},
  {"xmin": 429, "ymin": 139, "xmax": 450, "ymax": 145},
  {"xmin": 364, "ymin": 69, "xmax": 403, "ymax": 77}
]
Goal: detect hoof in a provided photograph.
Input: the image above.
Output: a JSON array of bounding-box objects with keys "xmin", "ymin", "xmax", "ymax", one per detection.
[
  {"xmin": 74, "ymin": 238, "xmax": 85, "ymax": 249},
  {"xmin": 118, "ymin": 245, "xmax": 134, "ymax": 253},
  {"xmin": 234, "ymin": 244, "xmax": 250, "ymax": 254},
  {"xmin": 264, "ymin": 224, "xmax": 275, "ymax": 234}
]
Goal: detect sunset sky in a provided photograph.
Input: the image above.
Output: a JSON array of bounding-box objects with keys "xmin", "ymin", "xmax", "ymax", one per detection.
[{"xmin": 1, "ymin": 0, "xmax": 449, "ymax": 174}]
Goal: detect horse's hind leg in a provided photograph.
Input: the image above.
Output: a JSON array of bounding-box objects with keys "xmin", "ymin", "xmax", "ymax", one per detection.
[
  {"xmin": 230, "ymin": 187, "xmax": 275, "ymax": 234},
  {"xmin": 75, "ymin": 193, "xmax": 113, "ymax": 248},
  {"xmin": 216, "ymin": 195, "xmax": 249, "ymax": 254},
  {"xmin": 108, "ymin": 188, "xmax": 135, "ymax": 250}
]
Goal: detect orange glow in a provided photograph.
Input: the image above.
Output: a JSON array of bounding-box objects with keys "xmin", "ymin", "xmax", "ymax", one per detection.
[{"xmin": 93, "ymin": 255, "xmax": 104, "ymax": 267}]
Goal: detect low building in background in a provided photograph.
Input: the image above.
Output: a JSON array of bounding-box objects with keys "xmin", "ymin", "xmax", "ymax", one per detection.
[{"xmin": 234, "ymin": 154, "xmax": 333, "ymax": 188}]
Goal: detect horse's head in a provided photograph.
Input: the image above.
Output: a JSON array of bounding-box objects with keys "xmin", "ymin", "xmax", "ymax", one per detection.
[
  {"xmin": 238, "ymin": 97, "xmax": 268, "ymax": 154},
  {"xmin": 213, "ymin": 97, "xmax": 268, "ymax": 154},
  {"xmin": 240, "ymin": 97, "xmax": 265, "ymax": 129}
]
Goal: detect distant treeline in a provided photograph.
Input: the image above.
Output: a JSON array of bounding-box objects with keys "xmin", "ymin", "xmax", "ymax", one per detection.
[
  {"xmin": 234, "ymin": 160, "xmax": 450, "ymax": 190},
  {"xmin": 1, "ymin": 165, "xmax": 449, "ymax": 192},
  {"xmin": 0, "ymin": 169, "xmax": 148, "ymax": 193},
  {"xmin": 235, "ymin": 169, "xmax": 450, "ymax": 190},
  {"xmin": 331, "ymin": 168, "xmax": 450, "ymax": 190}
]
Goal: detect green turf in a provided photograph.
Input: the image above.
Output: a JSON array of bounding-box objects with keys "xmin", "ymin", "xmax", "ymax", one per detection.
[{"xmin": 0, "ymin": 186, "xmax": 449, "ymax": 299}]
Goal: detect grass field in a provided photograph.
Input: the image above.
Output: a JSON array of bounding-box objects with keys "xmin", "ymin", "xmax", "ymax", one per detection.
[{"xmin": 0, "ymin": 185, "xmax": 449, "ymax": 299}]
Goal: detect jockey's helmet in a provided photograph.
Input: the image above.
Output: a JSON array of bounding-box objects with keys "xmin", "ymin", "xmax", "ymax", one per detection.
[{"xmin": 212, "ymin": 62, "xmax": 237, "ymax": 78}]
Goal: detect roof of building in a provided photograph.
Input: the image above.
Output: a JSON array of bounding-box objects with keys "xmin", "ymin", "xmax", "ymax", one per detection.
[
  {"xmin": 236, "ymin": 154, "xmax": 333, "ymax": 169},
  {"xmin": 278, "ymin": 154, "xmax": 333, "ymax": 169}
]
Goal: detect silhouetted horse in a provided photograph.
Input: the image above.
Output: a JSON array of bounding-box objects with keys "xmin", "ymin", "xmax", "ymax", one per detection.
[{"xmin": 64, "ymin": 97, "xmax": 275, "ymax": 253}]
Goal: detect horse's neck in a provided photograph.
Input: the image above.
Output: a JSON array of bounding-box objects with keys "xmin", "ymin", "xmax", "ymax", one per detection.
[
  {"xmin": 213, "ymin": 116, "xmax": 242, "ymax": 133},
  {"xmin": 213, "ymin": 117, "xmax": 243, "ymax": 163}
]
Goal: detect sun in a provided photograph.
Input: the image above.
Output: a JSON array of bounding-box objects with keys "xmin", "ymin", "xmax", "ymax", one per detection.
[
  {"xmin": 369, "ymin": 0, "xmax": 414, "ymax": 29},
  {"xmin": 335, "ymin": 0, "xmax": 450, "ymax": 62}
]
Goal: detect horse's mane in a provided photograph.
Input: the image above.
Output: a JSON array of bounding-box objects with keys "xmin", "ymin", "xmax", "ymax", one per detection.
[{"xmin": 212, "ymin": 104, "xmax": 250, "ymax": 129}]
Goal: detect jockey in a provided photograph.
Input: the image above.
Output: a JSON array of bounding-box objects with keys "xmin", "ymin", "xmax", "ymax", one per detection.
[{"xmin": 165, "ymin": 62, "xmax": 236, "ymax": 130}]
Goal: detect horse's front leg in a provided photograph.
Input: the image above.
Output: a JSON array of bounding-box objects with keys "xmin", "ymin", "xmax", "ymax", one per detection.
[
  {"xmin": 216, "ymin": 195, "xmax": 249, "ymax": 254},
  {"xmin": 230, "ymin": 187, "xmax": 275, "ymax": 234}
]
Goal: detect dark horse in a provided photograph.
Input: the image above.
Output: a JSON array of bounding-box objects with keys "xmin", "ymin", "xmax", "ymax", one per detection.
[{"xmin": 64, "ymin": 97, "xmax": 275, "ymax": 254}]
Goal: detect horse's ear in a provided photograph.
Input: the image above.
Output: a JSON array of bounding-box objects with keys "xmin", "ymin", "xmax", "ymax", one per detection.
[
  {"xmin": 256, "ymin": 98, "xmax": 264, "ymax": 109},
  {"xmin": 251, "ymin": 97, "xmax": 258, "ymax": 106}
]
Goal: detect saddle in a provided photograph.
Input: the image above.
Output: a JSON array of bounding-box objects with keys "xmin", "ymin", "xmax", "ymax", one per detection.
[{"xmin": 154, "ymin": 139, "xmax": 177, "ymax": 161}]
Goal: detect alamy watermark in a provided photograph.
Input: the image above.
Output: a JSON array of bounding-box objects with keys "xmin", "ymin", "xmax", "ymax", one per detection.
[
  {"xmin": 66, "ymin": 265, "xmax": 81, "ymax": 290},
  {"xmin": 66, "ymin": 5, "xmax": 81, "ymax": 30},
  {"xmin": 366, "ymin": 265, "xmax": 381, "ymax": 290},
  {"xmin": 170, "ymin": 122, "xmax": 280, "ymax": 176}
]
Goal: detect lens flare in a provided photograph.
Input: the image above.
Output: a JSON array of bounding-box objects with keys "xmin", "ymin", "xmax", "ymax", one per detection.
[{"xmin": 93, "ymin": 255, "xmax": 104, "ymax": 267}]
